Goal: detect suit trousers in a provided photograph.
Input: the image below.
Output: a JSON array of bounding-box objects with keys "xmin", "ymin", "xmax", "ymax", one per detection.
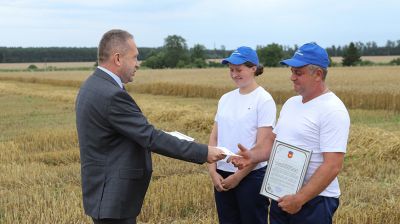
[{"xmin": 92, "ymin": 217, "xmax": 136, "ymax": 224}]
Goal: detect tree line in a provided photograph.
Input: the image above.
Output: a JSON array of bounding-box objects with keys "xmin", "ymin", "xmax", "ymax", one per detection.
[
  {"xmin": 327, "ymin": 40, "xmax": 400, "ymax": 56},
  {"xmin": 1, "ymin": 38, "xmax": 400, "ymax": 68},
  {"xmin": 0, "ymin": 45, "xmax": 228, "ymax": 65}
]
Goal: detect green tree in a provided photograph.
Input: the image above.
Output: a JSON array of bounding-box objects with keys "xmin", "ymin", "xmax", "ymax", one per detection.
[
  {"xmin": 342, "ymin": 42, "xmax": 361, "ymax": 66},
  {"xmin": 257, "ymin": 43, "xmax": 284, "ymax": 67},
  {"xmin": 141, "ymin": 52, "xmax": 166, "ymax": 69},
  {"xmin": 27, "ymin": 64, "xmax": 38, "ymax": 70},
  {"xmin": 192, "ymin": 58, "xmax": 207, "ymax": 68},
  {"xmin": 190, "ymin": 44, "xmax": 206, "ymax": 61},
  {"xmin": 189, "ymin": 44, "xmax": 207, "ymax": 68},
  {"xmin": 163, "ymin": 35, "xmax": 189, "ymax": 68}
]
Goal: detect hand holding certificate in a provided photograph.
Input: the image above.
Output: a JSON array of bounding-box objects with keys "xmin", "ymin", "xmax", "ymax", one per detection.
[{"xmin": 260, "ymin": 140, "xmax": 312, "ymax": 201}]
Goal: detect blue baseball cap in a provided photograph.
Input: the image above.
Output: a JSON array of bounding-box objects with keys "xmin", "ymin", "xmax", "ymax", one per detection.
[
  {"xmin": 280, "ymin": 42, "xmax": 329, "ymax": 69},
  {"xmin": 222, "ymin": 46, "xmax": 259, "ymax": 66}
]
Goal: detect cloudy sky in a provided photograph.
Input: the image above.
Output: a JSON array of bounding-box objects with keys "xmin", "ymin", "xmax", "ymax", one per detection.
[{"xmin": 0, "ymin": 0, "xmax": 399, "ymax": 49}]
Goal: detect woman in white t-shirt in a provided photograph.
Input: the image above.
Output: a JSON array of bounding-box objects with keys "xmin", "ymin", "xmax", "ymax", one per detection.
[{"xmin": 207, "ymin": 46, "xmax": 276, "ymax": 224}]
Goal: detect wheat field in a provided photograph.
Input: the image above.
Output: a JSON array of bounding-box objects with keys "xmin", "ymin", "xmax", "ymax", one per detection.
[
  {"xmin": 0, "ymin": 55, "xmax": 398, "ymax": 69},
  {"xmin": 0, "ymin": 62, "xmax": 95, "ymax": 70},
  {"xmin": 0, "ymin": 66, "xmax": 400, "ymax": 223},
  {"xmin": 1, "ymin": 66, "xmax": 400, "ymax": 112}
]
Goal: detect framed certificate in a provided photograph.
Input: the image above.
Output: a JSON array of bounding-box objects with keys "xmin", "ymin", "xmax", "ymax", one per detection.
[{"xmin": 260, "ymin": 140, "xmax": 312, "ymax": 201}]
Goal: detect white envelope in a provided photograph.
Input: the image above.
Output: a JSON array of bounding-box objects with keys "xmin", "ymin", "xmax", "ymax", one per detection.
[{"xmin": 216, "ymin": 146, "xmax": 242, "ymax": 157}]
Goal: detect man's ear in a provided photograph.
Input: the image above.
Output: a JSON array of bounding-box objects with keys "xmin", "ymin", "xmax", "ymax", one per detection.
[
  {"xmin": 315, "ymin": 68, "xmax": 323, "ymax": 81},
  {"xmin": 113, "ymin": 53, "xmax": 121, "ymax": 66}
]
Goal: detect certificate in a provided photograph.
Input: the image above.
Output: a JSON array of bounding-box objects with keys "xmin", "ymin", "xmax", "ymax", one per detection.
[{"xmin": 260, "ymin": 140, "xmax": 312, "ymax": 201}]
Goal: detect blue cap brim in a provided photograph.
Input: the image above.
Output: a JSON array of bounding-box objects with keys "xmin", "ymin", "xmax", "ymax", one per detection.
[
  {"xmin": 222, "ymin": 56, "xmax": 247, "ymax": 65},
  {"xmin": 280, "ymin": 58, "xmax": 309, "ymax": 67}
]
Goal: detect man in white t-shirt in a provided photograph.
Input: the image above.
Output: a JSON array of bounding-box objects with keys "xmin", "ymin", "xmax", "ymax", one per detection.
[{"xmin": 231, "ymin": 42, "xmax": 350, "ymax": 224}]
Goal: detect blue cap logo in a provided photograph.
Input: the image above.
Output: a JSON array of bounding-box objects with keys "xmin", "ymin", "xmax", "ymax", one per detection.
[
  {"xmin": 222, "ymin": 46, "xmax": 259, "ymax": 66},
  {"xmin": 280, "ymin": 42, "xmax": 329, "ymax": 69}
]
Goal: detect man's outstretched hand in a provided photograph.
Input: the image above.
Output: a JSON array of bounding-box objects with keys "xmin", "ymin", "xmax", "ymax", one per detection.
[{"xmin": 229, "ymin": 144, "xmax": 254, "ymax": 169}]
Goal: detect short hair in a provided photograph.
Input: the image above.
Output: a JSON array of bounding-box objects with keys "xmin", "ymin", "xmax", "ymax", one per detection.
[
  {"xmin": 308, "ymin": 64, "xmax": 328, "ymax": 80},
  {"xmin": 98, "ymin": 29, "xmax": 133, "ymax": 64}
]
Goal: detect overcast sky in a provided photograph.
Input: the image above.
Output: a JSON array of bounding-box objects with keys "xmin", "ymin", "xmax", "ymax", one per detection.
[{"xmin": 1, "ymin": 0, "xmax": 399, "ymax": 49}]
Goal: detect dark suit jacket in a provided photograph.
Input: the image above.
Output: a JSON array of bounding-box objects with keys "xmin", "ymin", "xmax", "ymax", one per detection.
[{"xmin": 75, "ymin": 68, "xmax": 208, "ymax": 219}]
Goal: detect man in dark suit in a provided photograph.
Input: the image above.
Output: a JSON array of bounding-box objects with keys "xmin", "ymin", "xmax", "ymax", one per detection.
[{"xmin": 75, "ymin": 29, "xmax": 226, "ymax": 224}]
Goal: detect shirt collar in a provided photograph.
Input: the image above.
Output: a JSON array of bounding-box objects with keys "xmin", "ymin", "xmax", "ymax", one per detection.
[{"xmin": 97, "ymin": 66, "xmax": 123, "ymax": 89}]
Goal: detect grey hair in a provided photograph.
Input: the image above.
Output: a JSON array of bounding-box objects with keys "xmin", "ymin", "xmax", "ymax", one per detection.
[
  {"xmin": 307, "ymin": 64, "xmax": 328, "ymax": 80},
  {"xmin": 98, "ymin": 29, "xmax": 133, "ymax": 64}
]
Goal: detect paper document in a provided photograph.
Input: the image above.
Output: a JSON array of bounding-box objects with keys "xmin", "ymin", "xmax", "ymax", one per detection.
[
  {"xmin": 260, "ymin": 140, "xmax": 311, "ymax": 201},
  {"xmin": 217, "ymin": 147, "xmax": 242, "ymax": 157},
  {"xmin": 166, "ymin": 131, "xmax": 195, "ymax": 141}
]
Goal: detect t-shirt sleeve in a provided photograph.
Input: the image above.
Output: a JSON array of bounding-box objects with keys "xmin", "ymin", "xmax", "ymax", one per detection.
[
  {"xmin": 320, "ymin": 110, "xmax": 350, "ymax": 153},
  {"xmin": 257, "ymin": 98, "xmax": 277, "ymax": 128}
]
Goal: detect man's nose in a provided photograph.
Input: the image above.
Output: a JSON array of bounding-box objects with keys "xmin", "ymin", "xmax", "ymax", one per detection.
[{"xmin": 289, "ymin": 74, "xmax": 294, "ymax": 81}]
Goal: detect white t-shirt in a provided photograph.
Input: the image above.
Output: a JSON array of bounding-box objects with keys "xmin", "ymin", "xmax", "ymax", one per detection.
[
  {"xmin": 215, "ymin": 86, "xmax": 277, "ymax": 172},
  {"xmin": 273, "ymin": 92, "xmax": 350, "ymax": 197}
]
